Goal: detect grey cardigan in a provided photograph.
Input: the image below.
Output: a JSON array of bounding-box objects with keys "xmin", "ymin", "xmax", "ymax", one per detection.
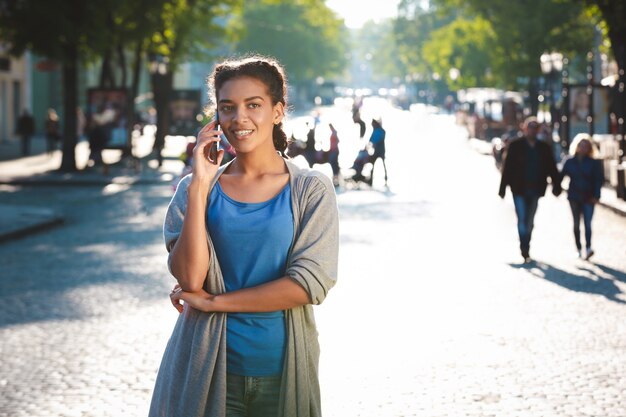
[{"xmin": 149, "ymin": 159, "xmax": 339, "ymax": 417}]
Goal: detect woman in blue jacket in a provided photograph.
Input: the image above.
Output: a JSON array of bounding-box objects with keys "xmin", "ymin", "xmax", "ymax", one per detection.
[{"xmin": 560, "ymin": 134, "xmax": 604, "ymax": 260}]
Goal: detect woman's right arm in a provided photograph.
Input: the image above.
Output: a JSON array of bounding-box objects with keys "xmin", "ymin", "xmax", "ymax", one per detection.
[
  {"xmin": 169, "ymin": 180, "xmax": 211, "ymax": 292},
  {"xmin": 168, "ymin": 121, "xmax": 224, "ymax": 292}
]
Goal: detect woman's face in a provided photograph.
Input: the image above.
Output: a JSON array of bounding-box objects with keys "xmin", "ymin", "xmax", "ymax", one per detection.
[
  {"xmin": 216, "ymin": 76, "xmax": 283, "ymax": 155},
  {"xmin": 577, "ymin": 139, "xmax": 592, "ymax": 156}
]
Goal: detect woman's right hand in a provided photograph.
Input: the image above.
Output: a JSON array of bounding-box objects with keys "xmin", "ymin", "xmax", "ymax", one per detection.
[{"xmin": 191, "ymin": 121, "xmax": 224, "ymax": 184}]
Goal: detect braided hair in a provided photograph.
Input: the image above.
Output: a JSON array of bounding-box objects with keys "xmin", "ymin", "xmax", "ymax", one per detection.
[{"xmin": 207, "ymin": 55, "xmax": 290, "ymax": 157}]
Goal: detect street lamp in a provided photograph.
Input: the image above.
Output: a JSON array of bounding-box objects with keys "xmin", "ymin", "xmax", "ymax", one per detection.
[{"xmin": 540, "ymin": 51, "xmax": 563, "ymax": 128}]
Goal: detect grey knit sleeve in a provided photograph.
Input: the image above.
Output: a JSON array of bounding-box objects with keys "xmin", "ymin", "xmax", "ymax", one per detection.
[
  {"xmin": 163, "ymin": 174, "xmax": 193, "ymax": 275},
  {"xmin": 286, "ymin": 173, "xmax": 339, "ymax": 305}
]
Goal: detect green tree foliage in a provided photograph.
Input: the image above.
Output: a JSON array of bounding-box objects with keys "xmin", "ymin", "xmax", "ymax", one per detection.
[
  {"xmin": 147, "ymin": 0, "xmax": 239, "ymax": 70},
  {"xmin": 0, "ymin": 0, "xmax": 107, "ymax": 62},
  {"xmin": 232, "ymin": 0, "xmax": 348, "ymax": 85},
  {"xmin": 585, "ymin": 1, "xmax": 626, "ymax": 69},
  {"xmin": 392, "ymin": 0, "xmax": 595, "ymax": 91},
  {"xmin": 422, "ymin": 16, "xmax": 497, "ymax": 89},
  {"xmin": 434, "ymin": 0, "xmax": 594, "ymax": 88},
  {"xmin": 393, "ymin": 1, "xmax": 455, "ymax": 82}
]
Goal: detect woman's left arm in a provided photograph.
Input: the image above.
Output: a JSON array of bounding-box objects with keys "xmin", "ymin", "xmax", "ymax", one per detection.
[{"xmin": 170, "ymin": 277, "xmax": 310, "ymax": 313}]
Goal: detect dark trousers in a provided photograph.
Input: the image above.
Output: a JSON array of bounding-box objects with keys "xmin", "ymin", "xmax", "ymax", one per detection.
[
  {"xmin": 328, "ymin": 150, "xmax": 340, "ymax": 176},
  {"xmin": 569, "ymin": 200, "xmax": 595, "ymax": 250},
  {"xmin": 513, "ymin": 194, "xmax": 539, "ymax": 255},
  {"xmin": 46, "ymin": 134, "xmax": 60, "ymax": 153},
  {"xmin": 20, "ymin": 135, "xmax": 30, "ymax": 156}
]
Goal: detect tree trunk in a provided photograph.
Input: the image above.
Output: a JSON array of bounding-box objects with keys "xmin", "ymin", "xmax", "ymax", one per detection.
[
  {"xmin": 124, "ymin": 43, "xmax": 143, "ymax": 157},
  {"xmin": 60, "ymin": 46, "xmax": 78, "ymax": 172},
  {"xmin": 99, "ymin": 48, "xmax": 116, "ymax": 88},
  {"xmin": 118, "ymin": 43, "xmax": 127, "ymax": 88},
  {"xmin": 131, "ymin": 43, "xmax": 143, "ymax": 103},
  {"xmin": 151, "ymin": 70, "xmax": 173, "ymax": 166}
]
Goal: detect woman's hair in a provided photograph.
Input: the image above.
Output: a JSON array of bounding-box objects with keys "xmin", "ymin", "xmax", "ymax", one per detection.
[
  {"xmin": 207, "ymin": 55, "xmax": 290, "ymax": 157},
  {"xmin": 569, "ymin": 133, "xmax": 597, "ymax": 158}
]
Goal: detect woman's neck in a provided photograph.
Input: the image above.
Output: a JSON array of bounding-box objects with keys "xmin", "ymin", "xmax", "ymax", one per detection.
[{"xmin": 230, "ymin": 150, "xmax": 286, "ymax": 177}]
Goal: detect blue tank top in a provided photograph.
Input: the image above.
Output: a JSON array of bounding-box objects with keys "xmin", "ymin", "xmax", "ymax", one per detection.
[{"xmin": 207, "ymin": 181, "xmax": 294, "ymax": 376}]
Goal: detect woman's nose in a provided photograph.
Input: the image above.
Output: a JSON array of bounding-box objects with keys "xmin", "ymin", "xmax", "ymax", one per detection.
[{"xmin": 231, "ymin": 107, "xmax": 248, "ymax": 122}]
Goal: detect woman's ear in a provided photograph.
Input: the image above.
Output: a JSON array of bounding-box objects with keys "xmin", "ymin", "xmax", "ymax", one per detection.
[{"xmin": 273, "ymin": 102, "xmax": 285, "ymax": 125}]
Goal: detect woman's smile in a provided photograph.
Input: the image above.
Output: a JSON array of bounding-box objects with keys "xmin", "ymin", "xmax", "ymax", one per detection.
[{"xmin": 232, "ymin": 128, "xmax": 254, "ymax": 139}]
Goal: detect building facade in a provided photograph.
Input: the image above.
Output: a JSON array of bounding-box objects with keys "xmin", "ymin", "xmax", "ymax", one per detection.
[{"xmin": 0, "ymin": 42, "xmax": 30, "ymax": 143}]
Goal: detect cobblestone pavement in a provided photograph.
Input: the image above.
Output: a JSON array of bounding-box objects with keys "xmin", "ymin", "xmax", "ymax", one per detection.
[{"xmin": 1, "ymin": 103, "xmax": 626, "ymax": 417}]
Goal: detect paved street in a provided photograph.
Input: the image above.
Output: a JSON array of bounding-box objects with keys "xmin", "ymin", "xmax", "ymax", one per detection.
[{"xmin": 1, "ymin": 101, "xmax": 626, "ymax": 417}]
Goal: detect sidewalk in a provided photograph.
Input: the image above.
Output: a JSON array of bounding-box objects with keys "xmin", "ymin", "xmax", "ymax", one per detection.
[{"xmin": 0, "ymin": 128, "xmax": 189, "ymax": 242}]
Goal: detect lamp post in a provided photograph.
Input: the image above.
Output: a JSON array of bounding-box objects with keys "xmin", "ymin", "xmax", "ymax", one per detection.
[{"xmin": 540, "ymin": 51, "xmax": 564, "ymax": 130}]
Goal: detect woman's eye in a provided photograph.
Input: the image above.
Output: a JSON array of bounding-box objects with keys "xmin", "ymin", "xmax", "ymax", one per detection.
[
  {"xmin": 248, "ymin": 103, "xmax": 261, "ymax": 109},
  {"xmin": 219, "ymin": 106, "xmax": 233, "ymax": 113}
]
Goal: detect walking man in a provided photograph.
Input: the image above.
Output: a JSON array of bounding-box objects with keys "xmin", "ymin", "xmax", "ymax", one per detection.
[{"xmin": 499, "ymin": 117, "xmax": 561, "ymax": 262}]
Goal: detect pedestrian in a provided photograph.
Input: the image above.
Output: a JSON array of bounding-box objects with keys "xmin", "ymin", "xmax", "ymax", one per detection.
[
  {"xmin": 45, "ymin": 108, "xmax": 61, "ymax": 154},
  {"xmin": 328, "ymin": 122, "xmax": 340, "ymax": 183},
  {"xmin": 499, "ymin": 116, "xmax": 562, "ymax": 263},
  {"xmin": 368, "ymin": 118, "xmax": 387, "ymax": 185},
  {"xmin": 559, "ymin": 134, "xmax": 604, "ymax": 260},
  {"xmin": 16, "ymin": 109, "xmax": 35, "ymax": 156},
  {"xmin": 149, "ymin": 55, "xmax": 339, "ymax": 417},
  {"xmin": 87, "ymin": 115, "xmax": 108, "ymax": 175},
  {"xmin": 304, "ymin": 121, "xmax": 317, "ymax": 167},
  {"xmin": 351, "ymin": 118, "xmax": 387, "ymax": 186},
  {"xmin": 352, "ymin": 111, "xmax": 366, "ymax": 140}
]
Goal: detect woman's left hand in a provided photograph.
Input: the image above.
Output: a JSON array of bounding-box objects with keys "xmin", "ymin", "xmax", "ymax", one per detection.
[{"xmin": 169, "ymin": 284, "xmax": 214, "ymax": 313}]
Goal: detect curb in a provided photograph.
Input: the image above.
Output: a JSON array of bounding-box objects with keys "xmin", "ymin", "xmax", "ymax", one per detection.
[
  {"xmin": 0, "ymin": 172, "xmax": 176, "ymax": 187},
  {"xmin": 598, "ymin": 200, "xmax": 626, "ymax": 218},
  {"xmin": 0, "ymin": 205, "xmax": 65, "ymax": 243},
  {"xmin": 0, "ymin": 217, "xmax": 64, "ymax": 243}
]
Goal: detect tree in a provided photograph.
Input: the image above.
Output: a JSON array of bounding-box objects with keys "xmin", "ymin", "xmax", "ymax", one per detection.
[
  {"xmin": 433, "ymin": 0, "xmax": 594, "ymax": 90},
  {"xmin": 0, "ymin": 0, "xmax": 114, "ymax": 171},
  {"xmin": 393, "ymin": 0, "xmax": 595, "ymax": 96},
  {"xmin": 232, "ymin": 0, "xmax": 348, "ymax": 100},
  {"xmin": 145, "ymin": 0, "xmax": 240, "ymax": 162},
  {"xmin": 0, "ymin": 0, "xmax": 239, "ymax": 171}
]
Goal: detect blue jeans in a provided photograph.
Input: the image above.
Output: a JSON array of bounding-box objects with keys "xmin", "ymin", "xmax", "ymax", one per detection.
[
  {"xmin": 512, "ymin": 194, "xmax": 539, "ymax": 255},
  {"xmin": 569, "ymin": 200, "xmax": 595, "ymax": 250},
  {"xmin": 226, "ymin": 373, "xmax": 281, "ymax": 417}
]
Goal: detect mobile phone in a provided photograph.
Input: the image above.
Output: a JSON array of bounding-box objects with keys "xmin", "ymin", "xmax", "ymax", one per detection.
[{"xmin": 208, "ymin": 111, "xmax": 220, "ymax": 164}]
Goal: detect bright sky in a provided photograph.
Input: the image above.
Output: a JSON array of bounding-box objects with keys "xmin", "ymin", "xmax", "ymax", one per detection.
[{"xmin": 326, "ymin": 0, "xmax": 402, "ymax": 28}]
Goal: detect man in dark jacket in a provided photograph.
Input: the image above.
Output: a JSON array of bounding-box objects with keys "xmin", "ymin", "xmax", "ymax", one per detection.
[{"xmin": 499, "ymin": 117, "xmax": 562, "ymax": 262}]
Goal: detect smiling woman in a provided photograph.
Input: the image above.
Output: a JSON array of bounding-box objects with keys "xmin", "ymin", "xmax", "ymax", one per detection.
[{"xmin": 148, "ymin": 56, "xmax": 339, "ymax": 417}]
